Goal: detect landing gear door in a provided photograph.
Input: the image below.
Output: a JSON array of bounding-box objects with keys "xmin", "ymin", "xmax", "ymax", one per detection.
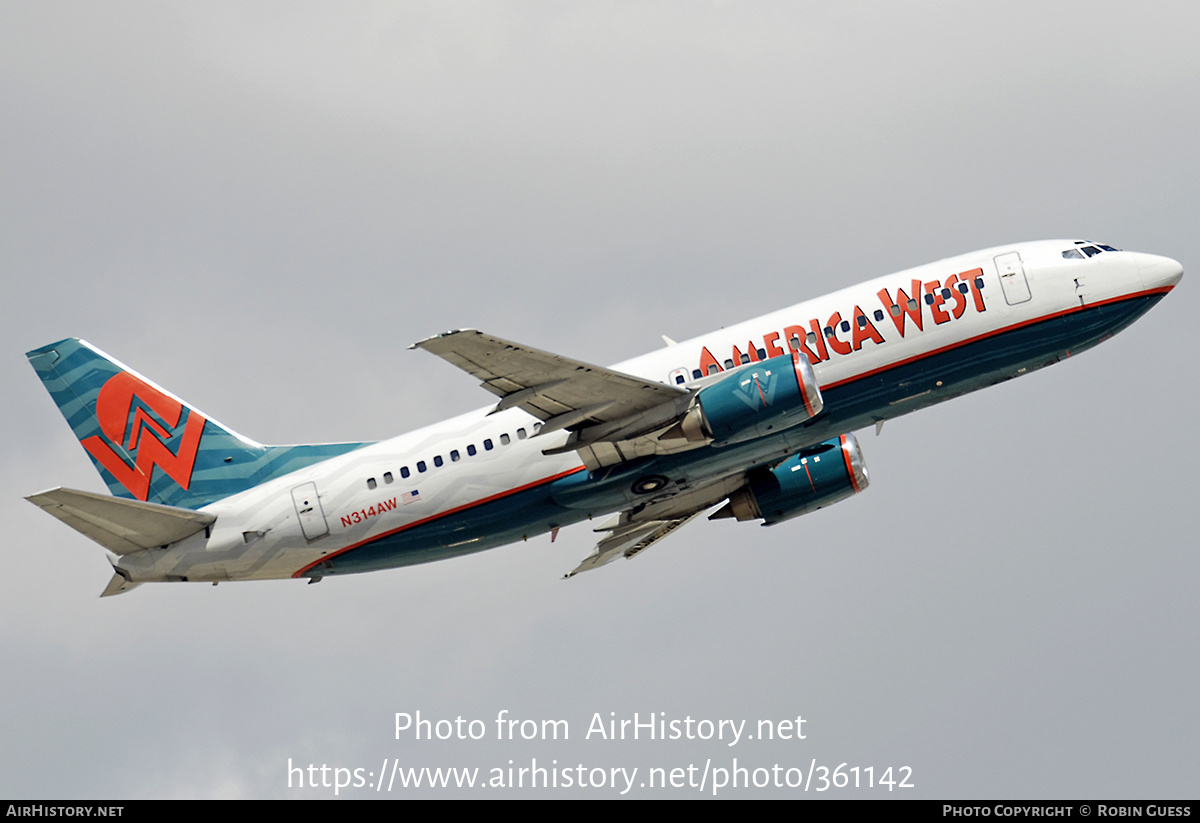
[
  {"xmin": 995, "ymin": 251, "xmax": 1032, "ymax": 305},
  {"xmin": 291, "ymin": 482, "xmax": 330, "ymax": 540}
]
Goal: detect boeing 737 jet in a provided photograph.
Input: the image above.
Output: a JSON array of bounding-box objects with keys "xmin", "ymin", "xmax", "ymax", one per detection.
[{"xmin": 27, "ymin": 240, "xmax": 1182, "ymax": 595}]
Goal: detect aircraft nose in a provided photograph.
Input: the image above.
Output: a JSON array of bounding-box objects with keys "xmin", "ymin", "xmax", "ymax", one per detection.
[{"xmin": 1134, "ymin": 252, "xmax": 1184, "ymax": 291}]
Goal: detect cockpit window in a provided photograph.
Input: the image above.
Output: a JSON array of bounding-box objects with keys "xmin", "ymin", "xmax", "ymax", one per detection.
[
  {"xmin": 1064, "ymin": 241, "xmax": 1121, "ymax": 258},
  {"xmin": 1063, "ymin": 242, "xmax": 1117, "ymax": 259}
]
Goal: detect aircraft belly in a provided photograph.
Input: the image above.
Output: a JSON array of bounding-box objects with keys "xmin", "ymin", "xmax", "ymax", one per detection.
[
  {"xmin": 307, "ymin": 482, "xmax": 585, "ymax": 576},
  {"xmin": 118, "ymin": 533, "xmax": 282, "ymax": 583},
  {"xmin": 812, "ymin": 291, "xmax": 1167, "ymax": 432}
]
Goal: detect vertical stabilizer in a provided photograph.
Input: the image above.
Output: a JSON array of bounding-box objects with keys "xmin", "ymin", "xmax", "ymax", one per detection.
[{"xmin": 27, "ymin": 339, "xmax": 371, "ymax": 509}]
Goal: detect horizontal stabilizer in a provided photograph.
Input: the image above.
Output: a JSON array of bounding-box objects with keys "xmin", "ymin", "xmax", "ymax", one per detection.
[{"xmin": 27, "ymin": 487, "xmax": 216, "ymax": 556}]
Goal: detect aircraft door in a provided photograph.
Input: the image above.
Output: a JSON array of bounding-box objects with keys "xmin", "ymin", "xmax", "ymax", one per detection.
[
  {"xmin": 995, "ymin": 251, "xmax": 1032, "ymax": 305},
  {"xmin": 291, "ymin": 482, "xmax": 330, "ymax": 540}
]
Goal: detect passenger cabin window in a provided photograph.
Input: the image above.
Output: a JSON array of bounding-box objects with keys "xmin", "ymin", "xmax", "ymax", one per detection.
[
  {"xmin": 417, "ymin": 460, "xmax": 427, "ymax": 473},
  {"xmin": 517, "ymin": 428, "xmax": 527, "ymax": 440},
  {"xmin": 484, "ymin": 439, "xmax": 494, "ymax": 450},
  {"xmin": 890, "ymin": 304, "xmax": 901, "ymax": 316},
  {"xmin": 725, "ymin": 358, "xmax": 735, "ymax": 369},
  {"xmin": 383, "ymin": 472, "xmax": 393, "ymax": 484},
  {"xmin": 500, "ymin": 433, "xmax": 511, "ymax": 445},
  {"xmin": 692, "ymin": 369, "xmax": 703, "ymax": 379},
  {"xmin": 450, "ymin": 450, "xmax": 460, "ymax": 462},
  {"xmin": 874, "ymin": 309, "xmax": 885, "ymax": 322},
  {"xmin": 467, "ymin": 444, "xmax": 477, "ymax": 456},
  {"xmin": 401, "ymin": 466, "xmax": 410, "ymax": 479},
  {"xmin": 434, "ymin": 455, "xmax": 444, "ymax": 467},
  {"xmin": 367, "ymin": 478, "xmax": 377, "ymax": 490}
]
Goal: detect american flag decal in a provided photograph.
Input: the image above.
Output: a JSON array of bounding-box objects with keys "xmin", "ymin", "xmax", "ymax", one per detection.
[{"xmin": 401, "ymin": 489, "xmax": 420, "ymax": 505}]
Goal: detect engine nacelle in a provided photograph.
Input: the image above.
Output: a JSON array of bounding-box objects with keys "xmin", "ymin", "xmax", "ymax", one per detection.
[
  {"xmin": 677, "ymin": 352, "xmax": 823, "ymax": 446},
  {"xmin": 714, "ymin": 433, "xmax": 869, "ymax": 525}
]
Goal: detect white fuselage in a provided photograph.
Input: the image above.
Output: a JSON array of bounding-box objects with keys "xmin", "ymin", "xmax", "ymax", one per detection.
[{"xmin": 114, "ymin": 240, "xmax": 1181, "ymax": 584}]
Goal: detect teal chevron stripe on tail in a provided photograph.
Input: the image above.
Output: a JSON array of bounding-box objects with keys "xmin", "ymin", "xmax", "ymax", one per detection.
[{"xmin": 27, "ymin": 338, "xmax": 371, "ymax": 510}]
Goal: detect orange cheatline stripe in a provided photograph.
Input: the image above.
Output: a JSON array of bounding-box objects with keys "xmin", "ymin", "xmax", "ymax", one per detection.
[
  {"xmin": 823, "ymin": 287, "xmax": 1173, "ymax": 391},
  {"xmin": 291, "ymin": 465, "xmax": 586, "ymax": 577}
]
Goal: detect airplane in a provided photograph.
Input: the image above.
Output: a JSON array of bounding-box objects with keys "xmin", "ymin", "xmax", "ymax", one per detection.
[{"xmin": 26, "ymin": 240, "xmax": 1182, "ymax": 596}]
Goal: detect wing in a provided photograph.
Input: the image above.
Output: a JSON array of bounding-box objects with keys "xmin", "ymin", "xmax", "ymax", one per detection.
[
  {"xmin": 565, "ymin": 511, "xmax": 707, "ymax": 578},
  {"xmin": 411, "ymin": 328, "xmax": 686, "ymax": 427},
  {"xmin": 563, "ymin": 473, "xmax": 747, "ymax": 576},
  {"xmin": 412, "ymin": 329, "xmax": 695, "ymax": 468}
]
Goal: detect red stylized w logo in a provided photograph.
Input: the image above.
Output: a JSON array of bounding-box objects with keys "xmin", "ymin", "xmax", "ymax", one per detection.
[{"xmin": 81, "ymin": 372, "xmax": 207, "ymax": 501}]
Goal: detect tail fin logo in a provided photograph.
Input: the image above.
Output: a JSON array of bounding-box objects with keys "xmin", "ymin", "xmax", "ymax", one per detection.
[{"xmin": 80, "ymin": 372, "xmax": 207, "ymax": 501}]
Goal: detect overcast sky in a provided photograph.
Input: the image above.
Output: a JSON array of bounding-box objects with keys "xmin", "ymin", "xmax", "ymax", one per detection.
[{"xmin": 2, "ymin": 2, "xmax": 1196, "ymax": 798}]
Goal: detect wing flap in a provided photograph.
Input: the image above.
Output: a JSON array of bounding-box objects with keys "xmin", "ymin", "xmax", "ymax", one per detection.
[{"xmin": 27, "ymin": 487, "xmax": 216, "ymax": 556}]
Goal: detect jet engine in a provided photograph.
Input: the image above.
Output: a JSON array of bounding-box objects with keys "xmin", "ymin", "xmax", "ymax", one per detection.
[
  {"xmin": 711, "ymin": 433, "xmax": 869, "ymax": 525},
  {"xmin": 673, "ymin": 352, "xmax": 823, "ymax": 446}
]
